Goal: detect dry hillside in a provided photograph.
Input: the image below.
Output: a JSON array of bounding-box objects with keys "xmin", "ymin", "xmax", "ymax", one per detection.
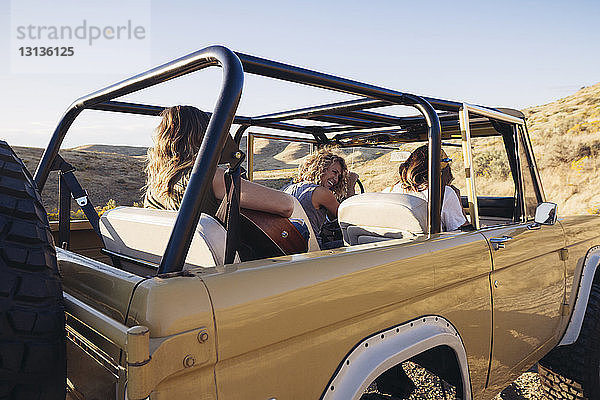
[
  {"xmin": 524, "ymin": 83, "xmax": 600, "ymax": 215},
  {"xmin": 13, "ymin": 146, "xmax": 147, "ymax": 217}
]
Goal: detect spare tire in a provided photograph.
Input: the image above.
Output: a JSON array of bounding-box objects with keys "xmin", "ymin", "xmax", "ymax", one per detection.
[{"xmin": 0, "ymin": 141, "xmax": 65, "ymax": 399}]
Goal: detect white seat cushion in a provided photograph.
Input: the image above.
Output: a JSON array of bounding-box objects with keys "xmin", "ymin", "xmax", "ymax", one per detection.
[
  {"xmin": 100, "ymin": 206, "xmax": 230, "ymax": 269},
  {"xmin": 338, "ymin": 193, "xmax": 428, "ymax": 245}
]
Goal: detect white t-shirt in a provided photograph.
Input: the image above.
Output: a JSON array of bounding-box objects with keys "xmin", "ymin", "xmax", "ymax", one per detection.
[{"xmin": 383, "ymin": 183, "xmax": 467, "ymax": 231}]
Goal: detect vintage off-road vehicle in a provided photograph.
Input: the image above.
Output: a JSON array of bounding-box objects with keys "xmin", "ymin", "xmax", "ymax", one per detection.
[{"xmin": 1, "ymin": 45, "xmax": 599, "ymax": 400}]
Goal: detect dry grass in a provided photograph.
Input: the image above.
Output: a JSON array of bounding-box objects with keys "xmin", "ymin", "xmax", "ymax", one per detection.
[{"xmin": 525, "ymin": 82, "xmax": 600, "ymax": 215}]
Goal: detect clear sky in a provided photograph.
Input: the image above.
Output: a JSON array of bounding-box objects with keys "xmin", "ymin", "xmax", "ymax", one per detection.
[{"xmin": 1, "ymin": 0, "xmax": 598, "ymax": 148}]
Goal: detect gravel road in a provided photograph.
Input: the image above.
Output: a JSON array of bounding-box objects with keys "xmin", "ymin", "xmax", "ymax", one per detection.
[{"xmin": 399, "ymin": 361, "xmax": 544, "ymax": 399}]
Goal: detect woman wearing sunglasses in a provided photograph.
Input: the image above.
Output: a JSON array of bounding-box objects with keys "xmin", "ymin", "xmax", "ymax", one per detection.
[{"xmin": 384, "ymin": 145, "xmax": 469, "ymax": 231}]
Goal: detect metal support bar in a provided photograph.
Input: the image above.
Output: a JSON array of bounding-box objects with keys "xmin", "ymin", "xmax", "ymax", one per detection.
[
  {"xmin": 223, "ymin": 162, "xmax": 243, "ymax": 265},
  {"xmin": 308, "ymin": 115, "xmax": 387, "ymax": 128},
  {"xmin": 459, "ymin": 106, "xmax": 480, "ymax": 230},
  {"xmin": 247, "ymin": 133, "xmax": 254, "ymax": 181},
  {"xmin": 246, "ymin": 132, "xmax": 318, "ymax": 144},
  {"xmin": 58, "ymin": 172, "xmax": 71, "ymax": 249},
  {"xmin": 158, "ymin": 47, "xmax": 244, "ymax": 274},
  {"xmin": 88, "ymin": 101, "xmax": 165, "ymax": 116},
  {"xmin": 239, "ymin": 51, "xmax": 417, "ymax": 104},
  {"xmin": 340, "ymin": 110, "xmax": 406, "ymax": 125},
  {"xmin": 34, "ymin": 45, "xmax": 236, "ymax": 190},
  {"xmin": 522, "ymin": 125, "xmax": 546, "ymax": 202},
  {"xmin": 513, "ymin": 125, "xmax": 527, "ymax": 221},
  {"xmin": 402, "ymin": 95, "xmax": 442, "ymax": 235},
  {"xmin": 89, "ymin": 100, "xmax": 255, "ymax": 126},
  {"xmin": 259, "ymin": 121, "xmax": 320, "ymax": 134},
  {"xmin": 233, "ymin": 124, "xmax": 250, "ymax": 144},
  {"xmin": 462, "ymin": 103, "xmax": 525, "ymax": 126},
  {"xmin": 64, "ymin": 292, "xmax": 129, "ymax": 350},
  {"xmin": 251, "ymin": 98, "xmax": 389, "ymax": 123}
]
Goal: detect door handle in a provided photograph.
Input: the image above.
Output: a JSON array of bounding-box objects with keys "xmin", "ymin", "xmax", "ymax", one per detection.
[{"xmin": 490, "ymin": 236, "xmax": 513, "ymax": 250}]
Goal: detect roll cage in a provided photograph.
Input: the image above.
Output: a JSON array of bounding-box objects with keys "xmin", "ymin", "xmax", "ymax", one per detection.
[{"xmin": 33, "ymin": 45, "xmax": 541, "ymax": 275}]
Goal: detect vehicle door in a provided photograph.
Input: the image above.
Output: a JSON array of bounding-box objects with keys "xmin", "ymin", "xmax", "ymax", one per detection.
[{"xmin": 478, "ymin": 126, "xmax": 566, "ymax": 387}]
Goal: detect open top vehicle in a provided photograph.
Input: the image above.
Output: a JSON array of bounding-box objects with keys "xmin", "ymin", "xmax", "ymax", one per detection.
[{"xmin": 1, "ymin": 45, "xmax": 599, "ymax": 400}]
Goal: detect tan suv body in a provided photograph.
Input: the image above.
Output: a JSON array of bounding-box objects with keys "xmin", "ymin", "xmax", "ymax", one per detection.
[{"xmin": 27, "ymin": 46, "xmax": 599, "ymax": 399}]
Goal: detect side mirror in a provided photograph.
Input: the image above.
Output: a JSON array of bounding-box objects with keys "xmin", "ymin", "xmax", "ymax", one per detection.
[{"xmin": 534, "ymin": 202, "xmax": 558, "ymax": 225}]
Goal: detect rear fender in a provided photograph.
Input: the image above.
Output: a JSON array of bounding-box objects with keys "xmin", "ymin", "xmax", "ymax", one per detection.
[
  {"xmin": 320, "ymin": 315, "xmax": 472, "ymax": 400},
  {"xmin": 559, "ymin": 246, "xmax": 600, "ymax": 346}
]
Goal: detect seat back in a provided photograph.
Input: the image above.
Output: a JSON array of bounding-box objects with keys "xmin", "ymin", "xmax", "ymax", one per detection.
[
  {"xmin": 100, "ymin": 207, "xmax": 230, "ymax": 269},
  {"xmin": 338, "ymin": 193, "xmax": 428, "ymax": 245},
  {"xmin": 289, "ymin": 196, "xmax": 321, "ymax": 252}
]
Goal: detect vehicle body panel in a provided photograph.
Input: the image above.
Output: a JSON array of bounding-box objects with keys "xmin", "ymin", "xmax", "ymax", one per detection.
[
  {"xmin": 480, "ymin": 222, "xmax": 566, "ymax": 390},
  {"xmin": 560, "ymin": 215, "xmax": 600, "ymax": 313},
  {"xmin": 201, "ymin": 232, "xmax": 492, "ymax": 399},
  {"xmin": 124, "ymin": 272, "xmax": 219, "ymax": 399},
  {"xmin": 59, "ymin": 248, "xmax": 144, "ymax": 399}
]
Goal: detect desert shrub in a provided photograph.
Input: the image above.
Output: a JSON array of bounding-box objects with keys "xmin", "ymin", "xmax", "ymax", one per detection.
[
  {"xmin": 473, "ymin": 149, "xmax": 511, "ymax": 179},
  {"xmin": 589, "ymin": 205, "xmax": 600, "ymax": 215},
  {"xmin": 547, "ymin": 140, "xmax": 600, "ymax": 166},
  {"xmin": 47, "ymin": 199, "xmax": 118, "ymax": 221},
  {"xmin": 98, "ymin": 199, "xmax": 117, "ymax": 215},
  {"xmin": 568, "ymin": 121, "xmax": 600, "ymax": 135}
]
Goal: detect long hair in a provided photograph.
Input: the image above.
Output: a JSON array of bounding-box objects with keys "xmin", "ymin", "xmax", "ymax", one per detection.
[
  {"xmin": 294, "ymin": 147, "xmax": 348, "ymax": 201},
  {"xmin": 398, "ymin": 145, "xmax": 452, "ymax": 191},
  {"xmin": 145, "ymin": 105, "xmax": 210, "ymax": 208},
  {"xmin": 398, "ymin": 145, "xmax": 429, "ymax": 192}
]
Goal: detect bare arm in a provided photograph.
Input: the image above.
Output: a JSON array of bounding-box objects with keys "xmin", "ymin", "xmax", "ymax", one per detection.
[
  {"xmin": 212, "ymin": 168, "xmax": 294, "ymax": 218},
  {"xmin": 311, "ymin": 186, "xmax": 340, "ymax": 219},
  {"xmin": 346, "ymin": 171, "xmax": 359, "ymax": 197}
]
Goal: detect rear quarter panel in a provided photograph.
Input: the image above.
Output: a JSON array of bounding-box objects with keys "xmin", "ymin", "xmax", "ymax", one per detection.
[{"xmin": 201, "ymin": 232, "xmax": 493, "ymax": 399}]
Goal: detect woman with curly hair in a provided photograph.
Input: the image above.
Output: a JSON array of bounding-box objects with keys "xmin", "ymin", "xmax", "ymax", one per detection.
[
  {"xmin": 283, "ymin": 148, "xmax": 358, "ymax": 248},
  {"xmin": 145, "ymin": 105, "xmax": 294, "ymax": 219}
]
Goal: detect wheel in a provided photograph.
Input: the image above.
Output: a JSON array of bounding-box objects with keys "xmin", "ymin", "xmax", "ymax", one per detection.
[
  {"xmin": 0, "ymin": 141, "xmax": 66, "ymax": 399},
  {"xmin": 538, "ymin": 279, "xmax": 600, "ymax": 399}
]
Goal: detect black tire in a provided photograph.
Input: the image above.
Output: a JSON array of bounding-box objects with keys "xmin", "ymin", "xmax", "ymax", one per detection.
[
  {"xmin": 0, "ymin": 141, "xmax": 65, "ymax": 400},
  {"xmin": 538, "ymin": 280, "xmax": 600, "ymax": 400}
]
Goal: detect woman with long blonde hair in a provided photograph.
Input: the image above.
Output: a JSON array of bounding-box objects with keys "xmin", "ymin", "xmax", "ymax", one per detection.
[
  {"xmin": 283, "ymin": 148, "xmax": 358, "ymax": 248},
  {"xmin": 145, "ymin": 105, "xmax": 294, "ymax": 218}
]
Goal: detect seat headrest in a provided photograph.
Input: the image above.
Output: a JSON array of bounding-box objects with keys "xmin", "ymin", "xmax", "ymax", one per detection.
[{"xmin": 338, "ymin": 193, "xmax": 428, "ymax": 245}]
